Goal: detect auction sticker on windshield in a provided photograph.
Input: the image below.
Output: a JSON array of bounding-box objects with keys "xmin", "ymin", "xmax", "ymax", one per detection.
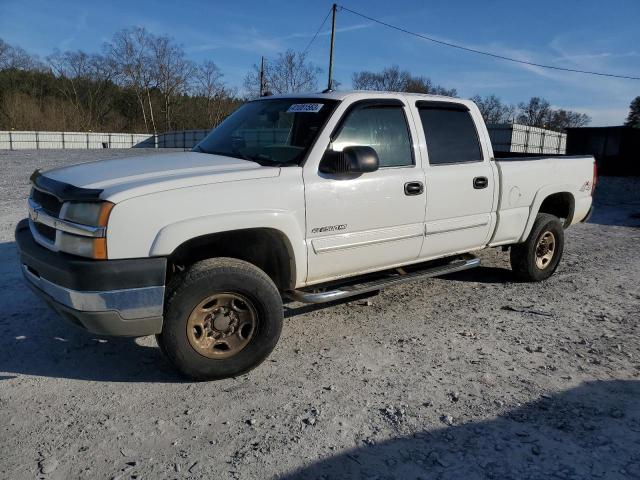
[{"xmin": 287, "ymin": 103, "xmax": 324, "ymax": 113}]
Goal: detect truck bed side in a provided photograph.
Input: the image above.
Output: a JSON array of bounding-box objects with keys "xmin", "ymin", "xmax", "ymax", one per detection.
[{"xmin": 489, "ymin": 155, "xmax": 595, "ymax": 246}]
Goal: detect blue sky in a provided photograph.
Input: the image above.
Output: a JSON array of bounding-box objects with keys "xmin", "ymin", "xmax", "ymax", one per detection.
[{"xmin": 1, "ymin": 0, "xmax": 639, "ymax": 125}]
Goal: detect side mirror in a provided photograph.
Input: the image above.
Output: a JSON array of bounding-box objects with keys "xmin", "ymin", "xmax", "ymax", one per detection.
[{"xmin": 319, "ymin": 146, "xmax": 379, "ymax": 174}]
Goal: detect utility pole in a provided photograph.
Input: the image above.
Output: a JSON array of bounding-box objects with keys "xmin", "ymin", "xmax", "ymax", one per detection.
[
  {"xmin": 327, "ymin": 3, "xmax": 337, "ymax": 91},
  {"xmin": 259, "ymin": 56, "xmax": 265, "ymax": 97}
]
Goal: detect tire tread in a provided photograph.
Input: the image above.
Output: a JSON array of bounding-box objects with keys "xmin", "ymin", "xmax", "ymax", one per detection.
[
  {"xmin": 158, "ymin": 257, "xmax": 283, "ymax": 380},
  {"xmin": 510, "ymin": 213, "xmax": 564, "ymax": 282}
]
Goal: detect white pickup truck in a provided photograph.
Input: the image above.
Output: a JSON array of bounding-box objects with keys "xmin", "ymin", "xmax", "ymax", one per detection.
[{"xmin": 16, "ymin": 91, "xmax": 596, "ymax": 379}]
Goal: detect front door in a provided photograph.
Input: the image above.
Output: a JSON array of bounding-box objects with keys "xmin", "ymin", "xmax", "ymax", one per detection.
[{"xmin": 304, "ymin": 99, "xmax": 426, "ymax": 284}]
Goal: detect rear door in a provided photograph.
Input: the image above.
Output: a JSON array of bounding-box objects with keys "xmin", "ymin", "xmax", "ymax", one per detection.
[
  {"xmin": 413, "ymin": 101, "xmax": 496, "ymax": 259},
  {"xmin": 303, "ymin": 98, "xmax": 426, "ymax": 284}
]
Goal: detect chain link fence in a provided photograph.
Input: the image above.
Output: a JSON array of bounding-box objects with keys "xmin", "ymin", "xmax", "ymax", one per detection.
[
  {"xmin": 0, "ymin": 131, "xmax": 158, "ymax": 150},
  {"xmin": 0, "ymin": 130, "xmax": 223, "ymax": 150}
]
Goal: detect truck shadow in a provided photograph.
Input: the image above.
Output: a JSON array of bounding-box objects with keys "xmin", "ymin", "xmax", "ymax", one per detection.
[
  {"xmin": 0, "ymin": 241, "xmax": 184, "ymax": 383},
  {"xmin": 440, "ymin": 266, "xmax": 515, "ymax": 285},
  {"xmin": 586, "ymin": 177, "xmax": 640, "ymax": 228},
  {"xmin": 0, "ymin": 238, "xmax": 515, "ymax": 381},
  {"xmin": 587, "ymin": 205, "xmax": 640, "ymax": 228},
  {"xmin": 279, "ymin": 379, "xmax": 640, "ymax": 480}
]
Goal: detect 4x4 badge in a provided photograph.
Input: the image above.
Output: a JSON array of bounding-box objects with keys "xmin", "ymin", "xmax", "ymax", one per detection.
[{"xmin": 579, "ymin": 181, "xmax": 592, "ymax": 192}]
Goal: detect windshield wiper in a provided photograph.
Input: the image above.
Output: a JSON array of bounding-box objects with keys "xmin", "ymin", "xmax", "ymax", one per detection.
[{"xmin": 199, "ymin": 150, "xmax": 279, "ymax": 167}]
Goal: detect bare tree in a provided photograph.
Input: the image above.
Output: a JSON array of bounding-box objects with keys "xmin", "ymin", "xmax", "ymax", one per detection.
[
  {"xmin": 243, "ymin": 64, "xmax": 270, "ymax": 99},
  {"xmin": 624, "ymin": 96, "xmax": 640, "ymax": 128},
  {"xmin": 150, "ymin": 35, "xmax": 195, "ymax": 131},
  {"xmin": 244, "ymin": 50, "xmax": 320, "ymax": 98},
  {"xmin": 352, "ymin": 65, "xmax": 456, "ymax": 96},
  {"xmin": 516, "ymin": 97, "xmax": 552, "ymax": 128},
  {"xmin": 0, "ymin": 38, "xmax": 42, "ymax": 70},
  {"xmin": 195, "ymin": 60, "xmax": 235, "ymax": 127},
  {"xmin": 404, "ymin": 76, "xmax": 457, "ymax": 96},
  {"xmin": 547, "ymin": 109, "xmax": 590, "ymax": 130},
  {"xmin": 47, "ymin": 50, "xmax": 116, "ymax": 130},
  {"xmin": 516, "ymin": 97, "xmax": 590, "ymax": 130},
  {"xmin": 470, "ymin": 94, "xmax": 516, "ymax": 124},
  {"xmin": 0, "ymin": 39, "xmax": 11, "ymax": 69},
  {"xmin": 353, "ymin": 66, "xmax": 407, "ymax": 91},
  {"xmin": 105, "ymin": 27, "xmax": 157, "ymax": 133}
]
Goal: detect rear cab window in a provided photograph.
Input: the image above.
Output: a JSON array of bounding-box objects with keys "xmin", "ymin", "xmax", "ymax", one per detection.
[{"xmin": 416, "ymin": 101, "xmax": 483, "ymax": 165}]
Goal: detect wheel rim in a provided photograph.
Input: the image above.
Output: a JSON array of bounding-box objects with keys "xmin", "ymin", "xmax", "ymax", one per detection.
[
  {"xmin": 186, "ymin": 292, "xmax": 258, "ymax": 359},
  {"xmin": 535, "ymin": 231, "xmax": 556, "ymax": 270}
]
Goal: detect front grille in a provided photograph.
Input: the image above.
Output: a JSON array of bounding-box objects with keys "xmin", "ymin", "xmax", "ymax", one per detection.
[
  {"xmin": 31, "ymin": 188, "xmax": 62, "ymax": 217},
  {"xmin": 34, "ymin": 222, "xmax": 56, "ymax": 242}
]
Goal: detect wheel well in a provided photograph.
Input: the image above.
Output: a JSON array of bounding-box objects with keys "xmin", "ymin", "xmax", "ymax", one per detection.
[
  {"xmin": 538, "ymin": 192, "xmax": 575, "ymax": 227},
  {"xmin": 168, "ymin": 228, "xmax": 295, "ymax": 290}
]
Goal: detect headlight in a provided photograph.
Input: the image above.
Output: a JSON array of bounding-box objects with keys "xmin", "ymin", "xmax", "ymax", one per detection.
[
  {"xmin": 59, "ymin": 202, "xmax": 114, "ymax": 259},
  {"xmin": 63, "ymin": 202, "xmax": 114, "ymax": 227}
]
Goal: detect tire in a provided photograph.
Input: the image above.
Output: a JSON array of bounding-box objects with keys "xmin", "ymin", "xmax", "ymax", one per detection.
[
  {"xmin": 157, "ymin": 257, "xmax": 283, "ymax": 380},
  {"xmin": 510, "ymin": 213, "xmax": 565, "ymax": 282}
]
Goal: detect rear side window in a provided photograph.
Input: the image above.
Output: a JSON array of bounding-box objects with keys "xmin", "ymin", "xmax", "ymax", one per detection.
[
  {"xmin": 333, "ymin": 105, "xmax": 413, "ymax": 168},
  {"xmin": 418, "ymin": 107, "xmax": 483, "ymax": 165}
]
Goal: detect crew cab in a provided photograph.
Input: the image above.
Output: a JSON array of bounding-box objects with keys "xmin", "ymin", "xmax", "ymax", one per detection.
[{"xmin": 16, "ymin": 91, "xmax": 596, "ymax": 379}]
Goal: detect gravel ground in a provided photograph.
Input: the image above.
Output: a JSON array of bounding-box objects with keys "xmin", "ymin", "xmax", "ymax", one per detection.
[{"xmin": 1, "ymin": 149, "xmax": 639, "ymax": 480}]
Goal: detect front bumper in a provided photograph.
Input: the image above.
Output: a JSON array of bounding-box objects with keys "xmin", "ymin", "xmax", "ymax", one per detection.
[{"xmin": 15, "ymin": 219, "xmax": 166, "ymax": 336}]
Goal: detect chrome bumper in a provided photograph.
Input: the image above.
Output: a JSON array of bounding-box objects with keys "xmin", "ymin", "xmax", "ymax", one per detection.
[
  {"xmin": 22, "ymin": 264, "xmax": 164, "ymax": 319},
  {"xmin": 16, "ymin": 218, "xmax": 166, "ymax": 336},
  {"xmin": 22, "ymin": 264, "xmax": 165, "ymax": 336}
]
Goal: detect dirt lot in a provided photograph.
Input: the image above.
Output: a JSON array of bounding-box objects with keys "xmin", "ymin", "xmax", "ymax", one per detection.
[{"xmin": 1, "ymin": 149, "xmax": 639, "ymax": 480}]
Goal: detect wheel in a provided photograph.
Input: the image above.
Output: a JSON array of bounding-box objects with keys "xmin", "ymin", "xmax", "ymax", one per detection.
[
  {"xmin": 510, "ymin": 213, "xmax": 565, "ymax": 282},
  {"xmin": 157, "ymin": 257, "xmax": 283, "ymax": 380}
]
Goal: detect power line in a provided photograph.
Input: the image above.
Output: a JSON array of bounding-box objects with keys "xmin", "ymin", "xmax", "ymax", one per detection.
[
  {"xmin": 337, "ymin": 5, "xmax": 640, "ymax": 81},
  {"xmin": 303, "ymin": 6, "xmax": 333, "ymax": 56}
]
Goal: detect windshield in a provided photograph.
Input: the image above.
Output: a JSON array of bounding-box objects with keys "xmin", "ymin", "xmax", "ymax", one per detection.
[{"xmin": 193, "ymin": 98, "xmax": 339, "ymax": 166}]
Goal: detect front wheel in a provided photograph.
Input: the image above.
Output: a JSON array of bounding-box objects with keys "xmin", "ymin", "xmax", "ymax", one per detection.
[
  {"xmin": 510, "ymin": 213, "xmax": 565, "ymax": 282},
  {"xmin": 157, "ymin": 257, "xmax": 283, "ymax": 380}
]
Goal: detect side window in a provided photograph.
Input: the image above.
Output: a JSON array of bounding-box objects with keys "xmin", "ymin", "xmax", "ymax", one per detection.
[
  {"xmin": 418, "ymin": 107, "xmax": 483, "ymax": 165},
  {"xmin": 332, "ymin": 106, "xmax": 413, "ymax": 167}
]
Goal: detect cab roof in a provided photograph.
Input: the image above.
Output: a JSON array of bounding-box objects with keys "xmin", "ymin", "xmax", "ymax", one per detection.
[{"xmin": 265, "ymin": 90, "xmax": 461, "ymax": 102}]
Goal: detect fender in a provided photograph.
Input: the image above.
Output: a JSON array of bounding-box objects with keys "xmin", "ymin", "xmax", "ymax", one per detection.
[
  {"xmin": 519, "ymin": 184, "xmax": 575, "ymax": 243},
  {"xmin": 150, "ymin": 210, "xmax": 307, "ymax": 286}
]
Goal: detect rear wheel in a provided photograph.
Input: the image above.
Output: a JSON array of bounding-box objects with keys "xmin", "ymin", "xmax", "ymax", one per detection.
[
  {"xmin": 157, "ymin": 257, "xmax": 283, "ymax": 380},
  {"xmin": 510, "ymin": 213, "xmax": 564, "ymax": 282}
]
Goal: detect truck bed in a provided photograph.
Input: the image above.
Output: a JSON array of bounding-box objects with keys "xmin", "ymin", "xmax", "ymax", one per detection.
[
  {"xmin": 494, "ymin": 153, "xmax": 591, "ymax": 161},
  {"xmin": 489, "ymin": 155, "xmax": 595, "ymax": 247}
]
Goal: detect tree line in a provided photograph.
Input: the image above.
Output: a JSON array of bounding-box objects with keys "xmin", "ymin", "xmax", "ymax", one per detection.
[
  {"xmin": 0, "ymin": 33, "xmax": 610, "ymax": 134},
  {"xmin": 626, "ymin": 97, "xmax": 640, "ymax": 128},
  {"xmin": 0, "ymin": 31, "xmax": 240, "ymax": 133},
  {"xmin": 349, "ymin": 65, "xmax": 590, "ymax": 130}
]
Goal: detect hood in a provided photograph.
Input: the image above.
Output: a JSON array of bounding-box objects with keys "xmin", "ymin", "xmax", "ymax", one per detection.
[{"xmin": 42, "ymin": 151, "xmax": 280, "ymax": 202}]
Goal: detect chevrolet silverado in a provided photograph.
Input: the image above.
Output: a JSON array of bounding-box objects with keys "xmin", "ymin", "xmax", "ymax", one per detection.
[{"xmin": 16, "ymin": 91, "xmax": 596, "ymax": 379}]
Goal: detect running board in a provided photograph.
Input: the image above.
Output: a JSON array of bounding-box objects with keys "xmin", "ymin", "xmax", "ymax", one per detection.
[{"xmin": 288, "ymin": 255, "xmax": 480, "ymax": 304}]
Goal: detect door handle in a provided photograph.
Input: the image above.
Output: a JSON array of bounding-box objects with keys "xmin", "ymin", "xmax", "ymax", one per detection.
[
  {"xmin": 473, "ymin": 176, "xmax": 488, "ymax": 189},
  {"xmin": 404, "ymin": 181, "xmax": 424, "ymax": 196}
]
